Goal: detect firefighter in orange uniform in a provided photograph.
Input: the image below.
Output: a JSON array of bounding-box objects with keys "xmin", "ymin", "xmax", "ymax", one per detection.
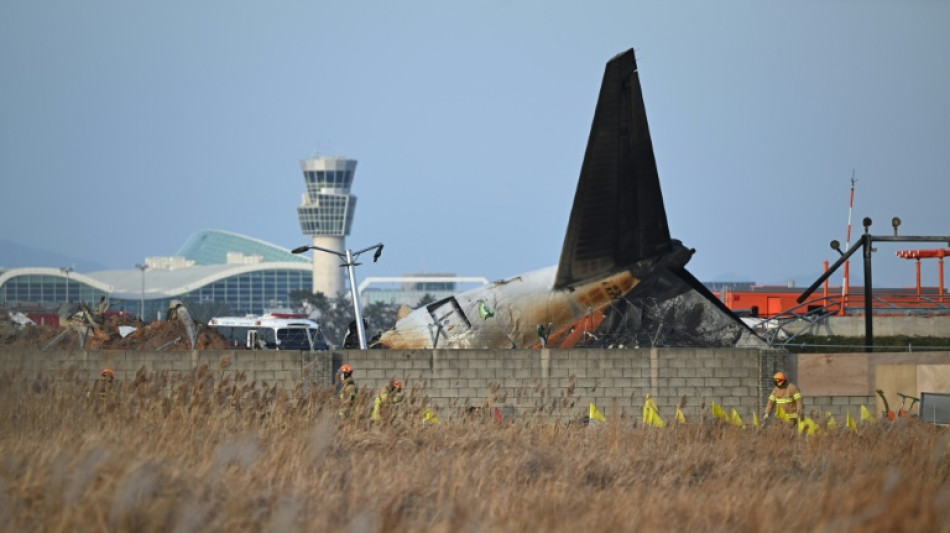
[
  {"xmin": 88, "ymin": 367, "xmax": 116, "ymax": 401},
  {"xmin": 335, "ymin": 364, "xmax": 359, "ymax": 418},
  {"xmin": 764, "ymin": 371, "xmax": 804, "ymax": 423},
  {"xmin": 371, "ymin": 379, "xmax": 403, "ymax": 421}
]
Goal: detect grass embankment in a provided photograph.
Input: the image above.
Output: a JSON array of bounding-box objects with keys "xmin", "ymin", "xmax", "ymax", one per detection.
[
  {"xmin": 1, "ymin": 365, "xmax": 948, "ymax": 532},
  {"xmin": 784, "ymin": 335, "xmax": 950, "ymax": 353}
]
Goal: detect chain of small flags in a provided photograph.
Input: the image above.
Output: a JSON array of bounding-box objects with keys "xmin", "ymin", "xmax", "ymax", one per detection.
[{"xmin": 581, "ymin": 397, "xmax": 889, "ymax": 435}]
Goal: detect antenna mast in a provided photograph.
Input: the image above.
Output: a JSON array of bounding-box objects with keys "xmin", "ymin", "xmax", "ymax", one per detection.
[{"xmin": 841, "ymin": 171, "xmax": 856, "ymax": 312}]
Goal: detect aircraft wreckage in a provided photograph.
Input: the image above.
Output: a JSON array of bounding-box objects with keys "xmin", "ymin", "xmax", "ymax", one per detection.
[{"xmin": 375, "ymin": 49, "xmax": 767, "ymax": 350}]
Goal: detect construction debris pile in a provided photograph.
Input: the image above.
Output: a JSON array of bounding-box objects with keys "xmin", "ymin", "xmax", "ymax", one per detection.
[{"xmin": 1, "ymin": 302, "xmax": 231, "ymax": 351}]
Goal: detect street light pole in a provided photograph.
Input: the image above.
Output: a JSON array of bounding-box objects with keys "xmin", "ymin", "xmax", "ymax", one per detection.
[
  {"xmin": 798, "ymin": 217, "xmax": 950, "ymax": 352},
  {"xmin": 60, "ymin": 266, "xmax": 74, "ymax": 304},
  {"xmin": 291, "ymin": 242, "xmax": 384, "ymax": 349},
  {"xmin": 135, "ymin": 263, "xmax": 147, "ymax": 321}
]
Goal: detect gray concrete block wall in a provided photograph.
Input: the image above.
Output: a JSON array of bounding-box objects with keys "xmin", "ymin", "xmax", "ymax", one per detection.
[
  {"xmin": 807, "ymin": 395, "xmax": 877, "ymax": 424},
  {"xmin": 0, "ymin": 347, "xmax": 782, "ymax": 423},
  {"xmin": 3, "ymin": 346, "xmax": 933, "ymax": 425},
  {"xmin": 0, "ymin": 348, "xmax": 335, "ymax": 394},
  {"xmin": 313, "ymin": 347, "xmax": 774, "ymax": 422}
]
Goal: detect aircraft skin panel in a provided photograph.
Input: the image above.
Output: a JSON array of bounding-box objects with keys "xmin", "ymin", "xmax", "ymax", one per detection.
[
  {"xmin": 377, "ymin": 267, "xmax": 641, "ymax": 349},
  {"xmin": 554, "ymin": 49, "xmax": 671, "ymax": 291},
  {"xmin": 374, "ymin": 48, "xmax": 766, "ymax": 350}
]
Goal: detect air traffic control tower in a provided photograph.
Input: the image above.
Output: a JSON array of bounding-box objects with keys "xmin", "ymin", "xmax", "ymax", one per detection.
[{"xmin": 297, "ymin": 156, "xmax": 358, "ymax": 296}]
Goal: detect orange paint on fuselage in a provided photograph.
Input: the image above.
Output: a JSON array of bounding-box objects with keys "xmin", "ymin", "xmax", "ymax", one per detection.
[
  {"xmin": 377, "ymin": 268, "xmax": 640, "ymax": 350},
  {"xmin": 530, "ymin": 309, "xmax": 607, "ymax": 349}
]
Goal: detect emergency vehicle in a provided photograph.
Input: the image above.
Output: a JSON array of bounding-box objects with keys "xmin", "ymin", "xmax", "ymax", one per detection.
[{"xmin": 208, "ymin": 313, "xmax": 331, "ymax": 351}]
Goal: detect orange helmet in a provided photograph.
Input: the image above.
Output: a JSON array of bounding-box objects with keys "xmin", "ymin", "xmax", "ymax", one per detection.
[
  {"xmin": 102, "ymin": 368, "xmax": 115, "ymax": 378},
  {"xmin": 773, "ymin": 372, "xmax": 787, "ymax": 383},
  {"xmin": 340, "ymin": 364, "xmax": 352, "ymax": 374},
  {"xmin": 393, "ymin": 380, "xmax": 402, "ymax": 390}
]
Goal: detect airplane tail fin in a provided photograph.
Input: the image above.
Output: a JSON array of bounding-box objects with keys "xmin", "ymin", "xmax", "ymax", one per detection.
[{"xmin": 555, "ymin": 49, "xmax": 672, "ymax": 290}]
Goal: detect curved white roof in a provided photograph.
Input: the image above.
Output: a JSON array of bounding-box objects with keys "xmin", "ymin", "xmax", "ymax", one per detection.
[{"xmin": 1, "ymin": 262, "xmax": 311, "ymax": 301}]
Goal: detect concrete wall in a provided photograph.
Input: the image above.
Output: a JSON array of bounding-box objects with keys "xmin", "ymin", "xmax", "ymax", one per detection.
[
  {"xmin": 784, "ymin": 315, "xmax": 950, "ymax": 338},
  {"xmin": 0, "ymin": 348, "xmax": 334, "ymax": 390},
  {"xmin": 0, "ymin": 347, "xmax": 787, "ymax": 423},
  {"xmin": 5, "ymin": 346, "xmax": 946, "ymax": 424},
  {"xmin": 797, "ymin": 351, "xmax": 950, "ymax": 422}
]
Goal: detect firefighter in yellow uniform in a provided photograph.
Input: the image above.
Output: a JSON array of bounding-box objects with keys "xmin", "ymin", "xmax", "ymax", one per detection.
[
  {"xmin": 371, "ymin": 379, "xmax": 403, "ymax": 421},
  {"xmin": 764, "ymin": 371, "xmax": 803, "ymax": 423}
]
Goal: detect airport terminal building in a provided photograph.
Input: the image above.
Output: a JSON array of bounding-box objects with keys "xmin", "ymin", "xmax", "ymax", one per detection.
[
  {"xmin": 0, "ymin": 229, "xmax": 313, "ymax": 322},
  {"xmin": 0, "ymin": 229, "xmax": 483, "ymax": 323}
]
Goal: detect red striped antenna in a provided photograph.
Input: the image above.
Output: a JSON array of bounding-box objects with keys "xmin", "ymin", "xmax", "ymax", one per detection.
[{"xmin": 841, "ymin": 171, "xmax": 856, "ymax": 314}]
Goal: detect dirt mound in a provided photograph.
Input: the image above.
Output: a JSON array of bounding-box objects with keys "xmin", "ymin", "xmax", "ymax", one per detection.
[
  {"xmin": 1, "ymin": 315, "xmax": 231, "ymax": 351},
  {"xmin": 0, "ymin": 324, "xmax": 72, "ymax": 350},
  {"xmin": 103, "ymin": 320, "xmax": 231, "ymax": 350}
]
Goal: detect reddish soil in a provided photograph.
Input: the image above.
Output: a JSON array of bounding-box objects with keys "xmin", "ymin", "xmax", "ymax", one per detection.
[{"xmin": 2, "ymin": 315, "xmax": 231, "ymax": 351}]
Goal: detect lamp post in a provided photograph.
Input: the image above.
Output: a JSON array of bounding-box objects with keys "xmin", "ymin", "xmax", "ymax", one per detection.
[
  {"xmin": 59, "ymin": 266, "xmax": 74, "ymax": 304},
  {"xmin": 799, "ymin": 217, "xmax": 950, "ymax": 352},
  {"xmin": 135, "ymin": 263, "xmax": 147, "ymax": 321},
  {"xmin": 291, "ymin": 242, "xmax": 384, "ymax": 349}
]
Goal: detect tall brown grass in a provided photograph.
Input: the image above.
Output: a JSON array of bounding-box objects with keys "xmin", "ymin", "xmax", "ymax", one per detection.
[{"xmin": 1, "ymin": 363, "xmax": 948, "ymax": 533}]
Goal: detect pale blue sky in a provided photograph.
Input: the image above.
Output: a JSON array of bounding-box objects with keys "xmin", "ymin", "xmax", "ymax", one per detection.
[{"xmin": 2, "ymin": 1, "xmax": 948, "ymax": 289}]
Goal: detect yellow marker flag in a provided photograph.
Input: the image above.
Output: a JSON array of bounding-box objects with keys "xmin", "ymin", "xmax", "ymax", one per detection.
[
  {"xmin": 860, "ymin": 404, "xmax": 876, "ymax": 423},
  {"xmin": 422, "ymin": 408, "xmax": 440, "ymax": 425},
  {"xmin": 797, "ymin": 417, "xmax": 818, "ymax": 435},
  {"xmin": 675, "ymin": 406, "xmax": 686, "ymax": 425},
  {"xmin": 775, "ymin": 405, "xmax": 790, "ymax": 422},
  {"xmin": 825, "ymin": 412, "xmax": 838, "ymax": 430},
  {"xmin": 753, "ymin": 411, "xmax": 760, "ymax": 428},
  {"xmin": 730, "ymin": 408, "xmax": 744, "ymax": 428},
  {"xmin": 846, "ymin": 411, "xmax": 858, "ymax": 433},
  {"xmin": 712, "ymin": 402, "xmax": 727, "ymax": 420},
  {"xmin": 589, "ymin": 402, "xmax": 606, "ymax": 423},
  {"xmin": 644, "ymin": 406, "xmax": 665, "ymax": 428},
  {"xmin": 643, "ymin": 395, "xmax": 659, "ymax": 424}
]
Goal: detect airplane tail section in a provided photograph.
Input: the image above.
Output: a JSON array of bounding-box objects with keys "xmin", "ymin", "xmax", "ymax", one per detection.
[
  {"xmin": 377, "ymin": 47, "xmax": 767, "ymax": 350},
  {"xmin": 555, "ymin": 49, "xmax": 672, "ymax": 290}
]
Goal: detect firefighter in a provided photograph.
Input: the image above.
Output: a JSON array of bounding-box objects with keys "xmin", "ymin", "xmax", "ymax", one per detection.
[
  {"xmin": 335, "ymin": 364, "xmax": 359, "ymax": 418},
  {"xmin": 371, "ymin": 379, "xmax": 403, "ymax": 421},
  {"xmin": 87, "ymin": 367, "xmax": 115, "ymax": 400},
  {"xmin": 95, "ymin": 296, "xmax": 109, "ymax": 318},
  {"xmin": 763, "ymin": 371, "xmax": 804, "ymax": 423}
]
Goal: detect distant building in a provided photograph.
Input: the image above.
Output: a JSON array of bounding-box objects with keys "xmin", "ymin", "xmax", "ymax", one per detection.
[
  {"xmin": 359, "ymin": 274, "xmax": 490, "ymax": 308},
  {"xmin": 178, "ymin": 229, "xmax": 308, "ymax": 266},
  {"xmin": 0, "ymin": 231, "xmax": 312, "ymax": 321},
  {"xmin": 702, "ymin": 281, "xmax": 755, "ymax": 293},
  {"xmin": 297, "ymin": 156, "xmax": 358, "ymax": 296}
]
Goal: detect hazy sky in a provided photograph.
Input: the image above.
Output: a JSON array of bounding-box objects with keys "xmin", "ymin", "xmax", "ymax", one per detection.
[{"xmin": 2, "ymin": 1, "xmax": 948, "ymax": 290}]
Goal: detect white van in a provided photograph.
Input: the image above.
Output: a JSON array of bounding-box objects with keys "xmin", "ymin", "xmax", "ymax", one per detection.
[{"xmin": 208, "ymin": 313, "xmax": 331, "ymax": 351}]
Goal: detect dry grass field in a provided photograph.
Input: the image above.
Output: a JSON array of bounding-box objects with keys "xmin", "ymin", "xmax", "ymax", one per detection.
[{"xmin": 1, "ymin": 364, "xmax": 948, "ymax": 533}]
